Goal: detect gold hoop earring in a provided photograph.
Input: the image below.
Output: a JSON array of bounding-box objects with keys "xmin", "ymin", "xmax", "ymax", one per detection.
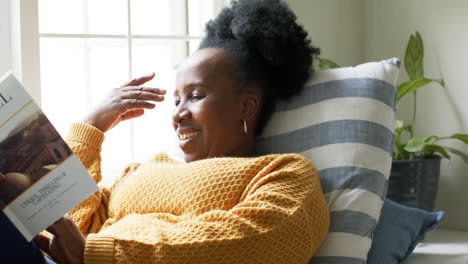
[{"xmin": 243, "ymin": 120, "xmax": 248, "ymax": 134}]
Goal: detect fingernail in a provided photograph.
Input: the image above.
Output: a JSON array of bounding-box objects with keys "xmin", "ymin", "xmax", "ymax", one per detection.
[{"xmin": 147, "ymin": 73, "xmax": 155, "ymax": 77}]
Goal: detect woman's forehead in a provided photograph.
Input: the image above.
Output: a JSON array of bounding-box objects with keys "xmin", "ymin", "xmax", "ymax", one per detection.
[
  {"xmin": 175, "ymin": 49, "xmax": 238, "ymax": 89},
  {"xmin": 178, "ymin": 48, "xmax": 233, "ymax": 72}
]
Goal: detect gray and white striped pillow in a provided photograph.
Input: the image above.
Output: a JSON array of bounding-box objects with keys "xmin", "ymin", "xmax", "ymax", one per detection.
[{"xmin": 256, "ymin": 58, "xmax": 400, "ymax": 264}]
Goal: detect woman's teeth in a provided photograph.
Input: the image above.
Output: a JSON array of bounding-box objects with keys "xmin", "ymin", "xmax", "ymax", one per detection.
[{"xmin": 179, "ymin": 132, "xmax": 199, "ymax": 140}]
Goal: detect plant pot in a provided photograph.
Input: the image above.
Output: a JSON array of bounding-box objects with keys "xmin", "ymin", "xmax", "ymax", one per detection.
[{"xmin": 387, "ymin": 155, "xmax": 441, "ymax": 211}]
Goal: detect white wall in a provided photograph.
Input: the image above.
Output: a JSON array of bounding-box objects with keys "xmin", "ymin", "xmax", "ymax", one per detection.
[
  {"xmin": 285, "ymin": 0, "xmax": 365, "ymax": 67},
  {"xmin": 0, "ymin": 0, "xmax": 12, "ymax": 76},
  {"xmin": 365, "ymin": 0, "xmax": 468, "ymax": 231}
]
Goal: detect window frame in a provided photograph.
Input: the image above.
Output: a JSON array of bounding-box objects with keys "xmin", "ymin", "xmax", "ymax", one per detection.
[{"xmin": 10, "ymin": 0, "xmax": 42, "ymax": 103}]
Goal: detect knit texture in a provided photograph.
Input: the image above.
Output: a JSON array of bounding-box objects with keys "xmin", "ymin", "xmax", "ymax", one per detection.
[{"xmin": 66, "ymin": 122, "xmax": 329, "ymax": 264}]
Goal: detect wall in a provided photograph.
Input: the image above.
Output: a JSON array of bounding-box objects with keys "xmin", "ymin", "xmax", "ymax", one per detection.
[
  {"xmin": 285, "ymin": 0, "xmax": 365, "ymax": 67},
  {"xmin": 365, "ymin": 0, "xmax": 468, "ymax": 231},
  {"xmin": 0, "ymin": 0, "xmax": 11, "ymax": 76}
]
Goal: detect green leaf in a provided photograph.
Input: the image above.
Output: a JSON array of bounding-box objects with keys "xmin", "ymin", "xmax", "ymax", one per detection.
[
  {"xmin": 395, "ymin": 120, "xmax": 405, "ymax": 129},
  {"xmin": 444, "ymin": 146, "xmax": 468, "ymax": 164},
  {"xmin": 395, "ymin": 120, "xmax": 412, "ymax": 133},
  {"xmin": 448, "ymin": 134, "xmax": 468, "ymax": 144},
  {"xmin": 397, "ymin": 77, "xmax": 443, "ymax": 100},
  {"xmin": 317, "ymin": 57, "xmax": 341, "ymax": 70},
  {"xmin": 433, "ymin": 78, "xmax": 445, "ymax": 87},
  {"xmin": 394, "ymin": 120, "xmax": 407, "ymax": 159},
  {"xmin": 423, "ymin": 144, "xmax": 450, "ymax": 159},
  {"xmin": 395, "ymin": 122, "xmax": 413, "ymax": 144},
  {"xmin": 402, "ymin": 125, "xmax": 413, "ymax": 135},
  {"xmin": 424, "ymin": 135, "xmax": 439, "ymax": 143},
  {"xmin": 404, "ymin": 31, "xmax": 424, "ymax": 81},
  {"xmin": 395, "ymin": 120, "xmax": 405, "ymax": 134},
  {"xmin": 404, "ymin": 137, "xmax": 426, "ymax": 152}
]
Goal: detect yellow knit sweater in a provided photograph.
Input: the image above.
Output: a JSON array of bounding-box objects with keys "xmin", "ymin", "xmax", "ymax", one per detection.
[{"xmin": 66, "ymin": 123, "xmax": 329, "ymax": 264}]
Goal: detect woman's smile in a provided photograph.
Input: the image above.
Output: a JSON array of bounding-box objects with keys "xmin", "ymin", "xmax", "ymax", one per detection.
[
  {"xmin": 177, "ymin": 129, "xmax": 201, "ymax": 152},
  {"xmin": 178, "ymin": 131, "xmax": 200, "ymax": 140}
]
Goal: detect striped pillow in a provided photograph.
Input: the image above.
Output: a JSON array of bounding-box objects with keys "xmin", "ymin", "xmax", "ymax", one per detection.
[{"xmin": 256, "ymin": 58, "xmax": 400, "ymax": 264}]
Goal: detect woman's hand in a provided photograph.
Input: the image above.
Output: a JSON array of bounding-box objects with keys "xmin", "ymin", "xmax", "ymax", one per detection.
[
  {"xmin": 34, "ymin": 215, "xmax": 86, "ymax": 264},
  {"xmin": 83, "ymin": 73, "xmax": 166, "ymax": 133}
]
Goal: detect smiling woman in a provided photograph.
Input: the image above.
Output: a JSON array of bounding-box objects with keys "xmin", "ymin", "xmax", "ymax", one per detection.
[
  {"xmin": 2, "ymin": 0, "xmax": 329, "ymax": 263},
  {"xmin": 173, "ymin": 48, "xmax": 257, "ymax": 162}
]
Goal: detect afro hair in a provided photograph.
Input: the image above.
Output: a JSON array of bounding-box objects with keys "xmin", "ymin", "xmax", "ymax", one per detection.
[{"xmin": 199, "ymin": 0, "xmax": 320, "ymax": 136}]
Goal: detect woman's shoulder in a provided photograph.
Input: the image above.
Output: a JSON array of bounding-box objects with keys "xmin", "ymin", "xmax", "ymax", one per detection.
[
  {"xmin": 256, "ymin": 153, "xmax": 314, "ymax": 166},
  {"xmin": 237, "ymin": 153, "xmax": 317, "ymax": 174},
  {"xmin": 150, "ymin": 152, "xmax": 183, "ymax": 164}
]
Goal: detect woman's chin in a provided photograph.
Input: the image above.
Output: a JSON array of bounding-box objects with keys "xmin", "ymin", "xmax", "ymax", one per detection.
[
  {"xmin": 179, "ymin": 139, "xmax": 192, "ymax": 153},
  {"xmin": 183, "ymin": 152, "xmax": 202, "ymax": 163}
]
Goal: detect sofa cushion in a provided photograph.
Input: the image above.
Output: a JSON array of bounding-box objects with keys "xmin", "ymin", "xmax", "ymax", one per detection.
[
  {"xmin": 256, "ymin": 58, "xmax": 400, "ymax": 264},
  {"xmin": 367, "ymin": 199, "xmax": 444, "ymax": 264}
]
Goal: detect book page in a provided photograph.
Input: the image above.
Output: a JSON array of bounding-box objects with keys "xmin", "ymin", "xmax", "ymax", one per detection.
[{"xmin": 0, "ymin": 72, "xmax": 98, "ymax": 241}]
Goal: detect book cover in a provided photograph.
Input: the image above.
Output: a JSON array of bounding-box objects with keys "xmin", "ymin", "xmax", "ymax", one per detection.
[{"xmin": 0, "ymin": 71, "xmax": 98, "ymax": 241}]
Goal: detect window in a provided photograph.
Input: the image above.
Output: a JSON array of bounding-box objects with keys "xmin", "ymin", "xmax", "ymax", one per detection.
[{"xmin": 37, "ymin": 0, "xmax": 227, "ymax": 185}]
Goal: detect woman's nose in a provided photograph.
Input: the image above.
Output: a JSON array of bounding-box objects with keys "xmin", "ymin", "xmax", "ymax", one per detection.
[{"xmin": 172, "ymin": 103, "xmax": 191, "ymax": 127}]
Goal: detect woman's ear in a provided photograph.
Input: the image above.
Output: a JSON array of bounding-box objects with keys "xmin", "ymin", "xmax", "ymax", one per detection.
[{"xmin": 240, "ymin": 91, "xmax": 261, "ymax": 122}]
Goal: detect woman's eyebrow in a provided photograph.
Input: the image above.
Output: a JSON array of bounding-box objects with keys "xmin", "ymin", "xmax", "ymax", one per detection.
[
  {"xmin": 173, "ymin": 82, "xmax": 207, "ymax": 96},
  {"xmin": 187, "ymin": 82, "xmax": 207, "ymax": 89}
]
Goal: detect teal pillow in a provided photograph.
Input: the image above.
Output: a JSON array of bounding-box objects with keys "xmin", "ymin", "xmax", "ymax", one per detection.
[{"xmin": 367, "ymin": 199, "xmax": 444, "ymax": 264}]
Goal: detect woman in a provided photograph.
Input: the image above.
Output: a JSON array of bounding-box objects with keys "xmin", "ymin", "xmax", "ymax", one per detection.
[{"xmin": 2, "ymin": 0, "xmax": 329, "ymax": 263}]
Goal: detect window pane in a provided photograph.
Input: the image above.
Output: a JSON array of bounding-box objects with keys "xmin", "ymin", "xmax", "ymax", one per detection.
[
  {"xmin": 40, "ymin": 38, "xmax": 131, "ymax": 185},
  {"xmin": 132, "ymin": 39, "xmax": 187, "ymax": 74},
  {"xmin": 131, "ymin": 0, "xmax": 186, "ymax": 35},
  {"xmin": 87, "ymin": 39, "xmax": 129, "ymax": 106},
  {"xmin": 189, "ymin": 39, "xmax": 202, "ymax": 55},
  {"xmin": 101, "ymin": 121, "xmax": 133, "ymax": 186},
  {"xmin": 188, "ymin": 0, "xmax": 216, "ymax": 36},
  {"xmin": 39, "ymin": 0, "xmax": 127, "ymax": 34},
  {"xmin": 131, "ymin": 39, "xmax": 186, "ymax": 161},
  {"xmin": 40, "ymin": 38, "xmax": 87, "ymax": 135},
  {"xmin": 87, "ymin": 0, "xmax": 128, "ymax": 35},
  {"xmin": 39, "ymin": 0, "xmax": 84, "ymax": 34}
]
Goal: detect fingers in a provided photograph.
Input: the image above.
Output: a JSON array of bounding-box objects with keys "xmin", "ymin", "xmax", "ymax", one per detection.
[
  {"xmin": 122, "ymin": 99, "xmax": 156, "ymax": 111},
  {"xmin": 122, "ymin": 86, "xmax": 166, "ymax": 95},
  {"xmin": 121, "ymin": 90, "xmax": 165, "ymax": 102},
  {"xmin": 121, "ymin": 109, "xmax": 145, "ymax": 121},
  {"xmin": 123, "ymin": 73, "xmax": 155, "ymax": 87},
  {"xmin": 45, "ymin": 215, "xmax": 74, "ymax": 236},
  {"xmin": 83, "ymin": 81, "xmax": 165, "ymax": 132},
  {"xmin": 115, "ymin": 87, "xmax": 164, "ymax": 112},
  {"xmin": 45, "ymin": 217, "xmax": 65, "ymax": 235},
  {"xmin": 34, "ymin": 233, "xmax": 51, "ymax": 254}
]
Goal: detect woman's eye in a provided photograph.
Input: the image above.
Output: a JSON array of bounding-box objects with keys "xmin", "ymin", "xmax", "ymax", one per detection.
[
  {"xmin": 191, "ymin": 94, "xmax": 204, "ymax": 100},
  {"xmin": 174, "ymin": 99, "xmax": 180, "ymax": 106}
]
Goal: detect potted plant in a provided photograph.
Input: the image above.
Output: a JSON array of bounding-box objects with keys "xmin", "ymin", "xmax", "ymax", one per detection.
[{"xmin": 317, "ymin": 32, "xmax": 468, "ymax": 211}]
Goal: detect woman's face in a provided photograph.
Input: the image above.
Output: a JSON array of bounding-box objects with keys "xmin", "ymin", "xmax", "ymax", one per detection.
[{"xmin": 173, "ymin": 48, "xmax": 256, "ymax": 162}]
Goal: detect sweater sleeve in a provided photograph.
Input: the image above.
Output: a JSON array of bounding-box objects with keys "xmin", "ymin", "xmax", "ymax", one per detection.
[
  {"xmin": 83, "ymin": 154, "xmax": 330, "ymax": 264},
  {"xmin": 66, "ymin": 123, "xmax": 136, "ymax": 236}
]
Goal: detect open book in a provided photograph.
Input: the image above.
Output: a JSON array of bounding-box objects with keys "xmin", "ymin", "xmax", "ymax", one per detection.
[{"xmin": 0, "ymin": 72, "xmax": 98, "ymax": 241}]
